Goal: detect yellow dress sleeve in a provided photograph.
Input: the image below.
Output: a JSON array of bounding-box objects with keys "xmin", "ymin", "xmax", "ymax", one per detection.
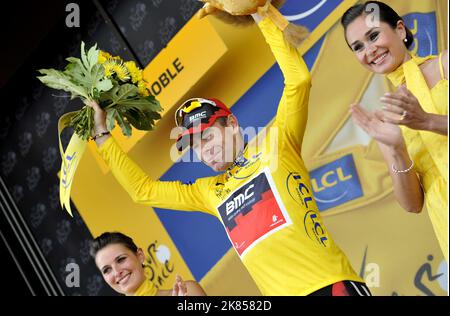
[
  {"xmin": 98, "ymin": 137, "xmax": 217, "ymax": 216},
  {"xmin": 257, "ymin": 17, "xmax": 311, "ymax": 154}
]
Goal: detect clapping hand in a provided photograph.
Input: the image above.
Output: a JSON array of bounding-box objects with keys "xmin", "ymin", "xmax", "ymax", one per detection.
[{"xmin": 379, "ymin": 85, "xmax": 430, "ymax": 131}]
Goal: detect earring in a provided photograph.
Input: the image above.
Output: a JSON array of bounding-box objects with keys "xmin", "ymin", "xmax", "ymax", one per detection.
[{"xmin": 404, "ymin": 38, "xmax": 408, "ymax": 43}]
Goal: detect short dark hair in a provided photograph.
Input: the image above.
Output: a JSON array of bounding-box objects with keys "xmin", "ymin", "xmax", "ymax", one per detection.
[
  {"xmin": 341, "ymin": 1, "xmax": 414, "ymax": 49},
  {"xmin": 90, "ymin": 232, "xmax": 138, "ymax": 258}
]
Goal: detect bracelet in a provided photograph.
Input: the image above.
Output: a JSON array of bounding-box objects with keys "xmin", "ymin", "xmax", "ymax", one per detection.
[
  {"xmin": 91, "ymin": 131, "xmax": 110, "ymax": 141},
  {"xmin": 392, "ymin": 159, "xmax": 414, "ymax": 173}
]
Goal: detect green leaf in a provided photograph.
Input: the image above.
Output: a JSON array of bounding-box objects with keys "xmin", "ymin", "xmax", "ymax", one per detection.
[
  {"xmin": 115, "ymin": 111, "xmax": 132, "ymax": 137},
  {"xmin": 37, "ymin": 68, "xmax": 90, "ymax": 99},
  {"xmin": 64, "ymin": 44, "xmax": 111, "ymax": 99},
  {"xmin": 117, "ymin": 96, "xmax": 163, "ymax": 112},
  {"xmin": 106, "ymin": 108, "xmax": 117, "ymax": 131},
  {"xmin": 122, "ymin": 108, "xmax": 152, "ymax": 130},
  {"xmin": 66, "ymin": 57, "xmax": 87, "ymax": 72},
  {"xmin": 144, "ymin": 110, "xmax": 162, "ymax": 130},
  {"xmin": 102, "ymin": 84, "xmax": 139, "ymax": 108},
  {"xmin": 87, "ymin": 44, "xmax": 99, "ymax": 71},
  {"xmin": 64, "ymin": 58, "xmax": 91, "ymax": 89},
  {"xmin": 122, "ymin": 106, "xmax": 162, "ymax": 131},
  {"xmin": 90, "ymin": 63, "xmax": 103, "ymax": 86},
  {"xmin": 145, "ymin": 94, "xmax": 158, "ymax": 103},
  {"xmin": 80, "ymin": 41, "xmax": 89, "ymax": 72},
  {"xmin": 96, "ymin": 79, "xmax": 113, "ymax": 93},
  {"xmin": 100, "ymin": 88, "xmax": 163, "ymax": 132}
]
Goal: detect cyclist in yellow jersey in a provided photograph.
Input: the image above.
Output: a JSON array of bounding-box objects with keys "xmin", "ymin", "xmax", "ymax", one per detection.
[
  {"xmin": 343, "ymin": 1, "xmax": 448, "ymax": 260},
  {"xmin": 88, "ymin": 13, "xmax": 369, "ymax": 295}
]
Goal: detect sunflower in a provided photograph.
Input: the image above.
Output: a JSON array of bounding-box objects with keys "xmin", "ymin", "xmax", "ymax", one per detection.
[
  {"xmin": 112, "ymin": 63, "xmax": 130, "ymax": 82},
  {"xmin": 102, "ymin": 60, "xmax": 115, "ymax": 78},
  {"xmin": 98, "ymin": 51, "xmax": 113, "ymax": 64},
  {"xmin": 124, "ymin": 61, "xmax": 143, "ymax": 83}
]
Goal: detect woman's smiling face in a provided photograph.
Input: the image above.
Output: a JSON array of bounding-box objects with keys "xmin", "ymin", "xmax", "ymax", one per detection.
[
  {"xmin": 95, "ymin": 243, "xmax": 146, "ymax": 295},
  {"xmin": 345, "ymin": 15, "xmax": 409, "ymax": 74}
]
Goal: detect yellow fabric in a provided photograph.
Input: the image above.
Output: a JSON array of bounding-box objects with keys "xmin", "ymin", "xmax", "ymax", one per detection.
[
  {"xmin": 131, "ymin": 278, "xmax": 158, "ymax": 296},
  {"xmin": 58, "ymin": 111, "xmax": 88, "ymax": 216},
  {"xmin": 98, "ymin": 18, "xmax": 362, "ymax": 296},
  {"xmin": 387, "ymin": 54, "xmax": 448, "ymax": 261},
  {"xmin": 438, "ymin": 52, "xmax": 445, "ymax": 80}
]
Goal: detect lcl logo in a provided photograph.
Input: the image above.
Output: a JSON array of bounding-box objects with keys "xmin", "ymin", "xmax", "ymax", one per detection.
[
  {"xmin": 311, "ymin": 167, "xmax": 353, "ymax": 193},
  {"xmin": 309, "ymin": 154, "xmax": 363, "ymax": 211}
]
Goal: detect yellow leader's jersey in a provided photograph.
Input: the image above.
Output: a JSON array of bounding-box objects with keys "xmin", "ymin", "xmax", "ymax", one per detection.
[{"xmin": 98, "ymin": 17, "xmax": 363, "ymax": 295}]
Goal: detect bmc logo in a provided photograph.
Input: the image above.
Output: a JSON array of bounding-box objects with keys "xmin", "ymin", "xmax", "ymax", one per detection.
[
  {"xmin": 226, "ymin": 184, "xmax": 255, "ymax": 215},
  {"xmin": 309, "ymin": 154, "xmax": 363, "ymax": 211},
  {"xmin": 217, "ymin": 169, "xmax": 291, "ymax": 257},
  {"xmin": 189, "ymin": 111, "xmax": 207, "ymax": 123}
]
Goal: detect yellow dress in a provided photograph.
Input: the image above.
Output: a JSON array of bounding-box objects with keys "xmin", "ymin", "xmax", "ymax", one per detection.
[
  {"xmin": 131, "ymin": 278, "xmax": 158, "ymax": 296},
  {"xmin": 387, "ymin": 53, "xmax": 448, "ymax": 261}
]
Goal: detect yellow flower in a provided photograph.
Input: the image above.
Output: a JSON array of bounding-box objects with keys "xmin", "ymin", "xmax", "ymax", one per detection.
[
  {"xmin": 138, "ymin": 81, "xmax": 150, "ymax": 97},
  {"xmin": 98, "ymin": 51, "xmax": 113, "ymax": 64},
  {"xmin": 124, "ymin": 61, "xmax": 143, "ymax": 83},
  {"xmin": 112, "ymin": 63, "xmax": 130, "ymax": 82},
  {"xmin": 103, "ymin": 60, "xmax": 115, "ymax": 78}
]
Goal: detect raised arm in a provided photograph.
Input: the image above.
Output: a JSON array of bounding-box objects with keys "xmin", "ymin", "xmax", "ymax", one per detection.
[
  {"xmin": 253, "ymin": 14, "xmax": 311, "ymax": 153},
  {"xmin": 87, "ymin": 101, "xmax": 215, "ymax": 215}
]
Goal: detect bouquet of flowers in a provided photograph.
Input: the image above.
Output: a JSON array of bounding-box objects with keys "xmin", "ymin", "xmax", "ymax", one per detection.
[
  {"xmin": 38, "ymin": 42, "xmax": 162, "ymax": 140},
  {"xmin": 37, "ymin": 42, "xmax": 163, "ymax": 215}
]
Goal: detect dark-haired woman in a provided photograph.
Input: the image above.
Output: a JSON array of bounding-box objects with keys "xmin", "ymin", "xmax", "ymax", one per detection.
[
  {"xmin": 342, "ymin": 1, "xmax": 447, "ymax": 260},
  {"xmin": 90, "ymin": 232, "xmax": 207, "ymax": 296}
]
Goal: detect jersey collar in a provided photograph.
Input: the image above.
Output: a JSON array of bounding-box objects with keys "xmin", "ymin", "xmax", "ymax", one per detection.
[{"xmin": 226, "ymin": 143, "xmax": 248, "ymax": 179}]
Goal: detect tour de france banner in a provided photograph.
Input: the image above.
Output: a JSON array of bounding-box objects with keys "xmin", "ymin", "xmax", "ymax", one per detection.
[{"xmin": 67, "ymin": 0, "xmax": 447, "ymax": 296}]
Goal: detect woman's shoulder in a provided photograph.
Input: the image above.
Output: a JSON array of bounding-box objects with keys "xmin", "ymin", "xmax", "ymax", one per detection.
[
  {"xmin": 419, "ymin": 54, "xmax": 437, "ymax": 69},
  {"xmin": 418, "ymin": 50, "xmax": 448, "ymax": 86}
]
